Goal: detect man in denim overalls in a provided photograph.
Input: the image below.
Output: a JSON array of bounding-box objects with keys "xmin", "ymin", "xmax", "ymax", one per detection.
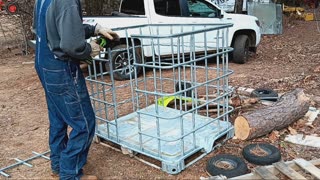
[{"xmin": 33, "ymin": 0, "xmax": 118, "ymax": 179}]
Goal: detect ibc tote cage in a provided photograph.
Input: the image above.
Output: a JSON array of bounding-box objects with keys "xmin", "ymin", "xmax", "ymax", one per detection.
[{"xmin": 86, "ymin": 23, "xmax": 234, "ymax": 174}]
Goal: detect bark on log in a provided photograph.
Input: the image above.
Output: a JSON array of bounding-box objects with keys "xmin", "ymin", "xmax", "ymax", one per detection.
[
  {"xmin": 234, "ymin": 88, "xmax": 310, "ymax": 140},
  {"xmin": 235, "ymin": 0, "xmax": 244, "ymax": 13}
]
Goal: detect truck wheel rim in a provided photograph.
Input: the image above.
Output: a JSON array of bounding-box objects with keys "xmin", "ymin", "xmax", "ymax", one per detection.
[{"xmin": 114, "ymin": 52, "xmax": 134, "ymax": 75}]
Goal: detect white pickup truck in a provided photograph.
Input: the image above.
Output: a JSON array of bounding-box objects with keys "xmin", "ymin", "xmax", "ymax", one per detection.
[{"xmin": 83, "ymin": 0, "xmax": 261, "ymax": 80}]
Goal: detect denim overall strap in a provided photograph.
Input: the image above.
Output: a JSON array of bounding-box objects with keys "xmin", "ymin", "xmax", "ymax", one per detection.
[{"xmin": 34, "ymin": 0, "xmax": 96, "ymax": 179}]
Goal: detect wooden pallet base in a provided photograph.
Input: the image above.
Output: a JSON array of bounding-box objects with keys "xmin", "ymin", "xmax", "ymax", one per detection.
[{"xmin": 229, "ymin": 158, "xmax": 320, "ymax": 179}]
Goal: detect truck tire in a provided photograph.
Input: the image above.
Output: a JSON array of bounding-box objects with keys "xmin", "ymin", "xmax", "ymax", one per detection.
[
  {"xmin": 232, "ymin": 35, "xmax": 249, "ymax": 64},
  {"xmin": 110, "ymin": 44, "xmax": 142, "ymax": 81},
  {"xmin": 206, "ymin": 154, "xmax": 248, "ymax": 178}
]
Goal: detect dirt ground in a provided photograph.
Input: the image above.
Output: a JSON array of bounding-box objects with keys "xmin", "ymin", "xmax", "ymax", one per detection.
[{"xmin": 1, "ymin": 15, "xmax": 320, "ymax": 179}]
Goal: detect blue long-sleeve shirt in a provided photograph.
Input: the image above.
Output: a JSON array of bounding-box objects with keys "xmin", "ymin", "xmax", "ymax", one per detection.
[{"xmin": 33, "ymin": 0, "xmax": 95, "ymax": 61}]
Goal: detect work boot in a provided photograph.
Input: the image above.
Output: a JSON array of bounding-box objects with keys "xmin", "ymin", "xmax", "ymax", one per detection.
[{"xmin": 80, "ymin": 175, "xmax": 98, "ymax": 180}]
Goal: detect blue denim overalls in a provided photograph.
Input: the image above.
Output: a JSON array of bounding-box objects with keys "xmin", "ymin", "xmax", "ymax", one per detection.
[{"xmin": 34, "ymin": 0, "xmax": 95, "ymax": 179}]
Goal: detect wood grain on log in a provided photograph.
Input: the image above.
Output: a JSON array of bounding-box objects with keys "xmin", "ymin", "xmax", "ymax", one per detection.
[{"xmin": 234, "ymin": 88, "xmax": 310, "ymax": 140}]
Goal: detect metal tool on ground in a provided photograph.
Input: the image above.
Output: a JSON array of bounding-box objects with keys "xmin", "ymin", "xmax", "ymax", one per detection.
[{"xmin": 0, "ymin": 150, "xmax": 50, "ymax": 178}]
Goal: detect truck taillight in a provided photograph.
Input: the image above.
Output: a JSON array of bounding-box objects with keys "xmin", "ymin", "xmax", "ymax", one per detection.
[
  {"xmin": 8, "ymin": 5, "xmax": 17, "ymax": 13},
  {"xmin": 5, "ymin": 2, "xmax": 18, "ymax": 14}
]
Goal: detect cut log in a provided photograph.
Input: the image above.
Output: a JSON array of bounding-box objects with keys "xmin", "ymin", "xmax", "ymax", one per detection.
[
  {"xmin": 234, "ymin": 86, "xmax": 255, "ymax": 96},
  {"xmin": 234, "ymin": 88, "xmax": 310, "ymax": 140}
]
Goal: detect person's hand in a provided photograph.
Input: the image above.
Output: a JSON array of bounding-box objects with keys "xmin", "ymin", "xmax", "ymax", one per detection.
[
  {"xmin": 94, "ymin": 24, "xmax": 119, "ymax": 40},
  {"xmin": 90, "ymin": 39, "xmax": 101, "ymax": 57},
  {"xmin": 82, "ymin": 39, "xmax": 101, "ymax": 65}
]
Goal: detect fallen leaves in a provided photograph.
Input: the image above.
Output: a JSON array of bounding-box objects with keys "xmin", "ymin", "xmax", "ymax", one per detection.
[
  {"xmin": 268, "ymin": 130, "xmax": 280, "ymax": 143},
  {"xmin": 314, "ymin": 65, "xmax": 320, "ymax": 73},
  {"xmin": 303, "ymin": 74, "xmax": 317, "ymax": 84},
  {"xmin": 288, "ymin": 126, "xmax": 298, "ymax": 135},
  {"xmin": 229, "ymin": 95, "xmax": 242, "ymax": 107}
]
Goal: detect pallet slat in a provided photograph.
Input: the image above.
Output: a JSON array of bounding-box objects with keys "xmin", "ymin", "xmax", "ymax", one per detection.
[
  {"xmin": 254, "ymin": 166, "xmax": 280, "ymax": 180},
  {"xmin": 229, "ymin": 159, "xmax": 320, "ymax": 179},
  {"xmin": 273, "ymin": 161, "xmax": 307, "ymax": 180},
  {"xmin": 295, "ymin": 158, "xmax": 320, "ymax": 179}
]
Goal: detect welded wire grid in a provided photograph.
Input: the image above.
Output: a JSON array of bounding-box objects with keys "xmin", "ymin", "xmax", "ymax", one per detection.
[
  {"xmin": 130, "ymin": 24, "xmax": 234, "ymax": 155},
  {"xmin": 86, "ymin": 24, "xmax": 234, "ymax": 174},
  {"xmin": 0, "ymin": 151, "xmax": 50, "ymax": 178}
]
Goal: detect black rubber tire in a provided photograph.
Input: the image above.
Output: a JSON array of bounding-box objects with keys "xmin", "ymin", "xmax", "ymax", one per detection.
[
  {"xmin": 242, "ymin": 143, "xmax": 281, "ymax": 165},
  {"xmin": 206, "ymin": 154, "xmax": 248, "ymax": 178},
  {"xmin": 110, "ymin": 44, "xmax": 142, "ymax": 81},
  {"xmin": 251, "ymin": 88, "xmax": 278, "ymax": 101},
  {"xmin": 175, "ymin": 81, "xmax": 192, "ymax": 97},
  {"xmin": 232, "ymin": 35, "xmax": 249, "ymax": 64}
]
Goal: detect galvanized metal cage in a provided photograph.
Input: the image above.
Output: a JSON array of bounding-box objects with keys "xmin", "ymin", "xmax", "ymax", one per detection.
[{"xmin": 86, "ymin": 24, "xmax": 234, "ymax": 174}]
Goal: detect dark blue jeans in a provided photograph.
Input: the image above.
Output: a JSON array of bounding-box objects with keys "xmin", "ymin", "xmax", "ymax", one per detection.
[{"xmin": 35, "ymin": 57, "xmax": 95, "ymax": 180}]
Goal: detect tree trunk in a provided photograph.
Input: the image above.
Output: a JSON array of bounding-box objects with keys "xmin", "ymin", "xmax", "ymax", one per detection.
[
  {"xmin": 234, "ymin": 88, "xmax": 310, "ymax": 140},
  {"xmin": 85, "ymin": 0, "xmax": 104, "ymax": 16},
  {"xmin": 235, "ymin": 0, "xmax": 244, "ymax": 14}
]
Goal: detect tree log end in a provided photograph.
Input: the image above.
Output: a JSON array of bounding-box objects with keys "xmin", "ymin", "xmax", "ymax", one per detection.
[
  {"xmin": 234, "ymin": 116, "xmax": 250, "ymax": 140},
  {"xmin": 234, "ymin": 88, "xmax": 310, "ymax": 141}
]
